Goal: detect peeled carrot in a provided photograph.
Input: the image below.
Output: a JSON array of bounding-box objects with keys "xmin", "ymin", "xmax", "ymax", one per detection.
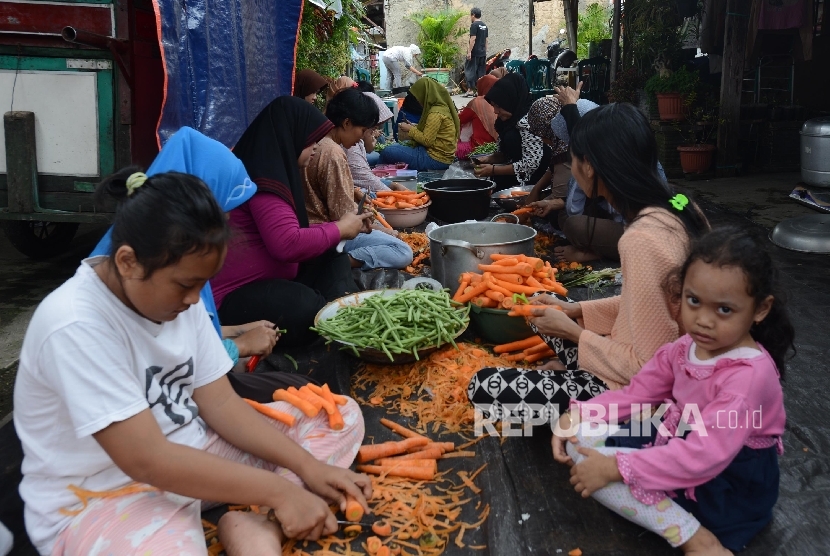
[
  {"xmin": 321, "ymin": 384, "xmax": 345, "ymax": 431},
  {"xmin": 452, "ymin": 280, "xmax": 470, "ymax": 302},
  {"xmin": 494, "ymin": 336, "xmax": 544, "ymax": 353},
  {"xmin": 376, "ymin": 546, "xmax": 391, "ymax": 556},
  {"xmin": 378, "ymin": 447, "xmax": 444, "ymax": 461},
  {"xmin": 486, "ymin": 279, "xmax": 513, "ymax": 297},
  {"xmin": 525, "ymin": 341, "xmax": 554, "ymax": 355},
  {"xmin": 373, "ymin": 211, "xmax": 393, "ymax": 229},
  {"xmin": 357, "ymin": 437, "xmax": 429, "ymax": 463},
  {"xmin": 505, "ymin": 352, "xmax": 527, "ymax": 362},
  {"xmin": 472, "ymin": 296, "xmax": 497, "ymax": 308},
  {"xmin": 469, "ymin": 272, "xmax": 483, "ymax": 284},
  {"xmin": 344, "ymin": 494, "xmax": 365, "ymax": 522},
  {"xmin": 306, "ymin": 383, "xmax": 348, "ymax": 405},
  {"xmin": 272, "ymin": 389, "xmax": 318, "ymax": 417},
  {"xmin": 491, "ymin": 278, "xmax": 545, "ymax": 294},
  {"xmin": 512, "ymin": 207, "xmax": 534, "ymax": 215},
  {"xmin": 372, "ymin": 520, "xmax": 393, "ymax": 537},
  {"xmin": 367, "ymin": 536, "xmax": 383, "ymax": 554},
  {"xmin": 375, "ymin": 459, "xmax": 437, "ymax": 471},
  {"xmin": 455, "ymin": 282, "xmax": 489, "ymax": 304},
  {"xmin": 410, "ymin": 441, "xmax": 455, "ymax": 453},
  {"xmin": 510, "ymin": 190, "xmax": 530, "ymax": 196},
  {"xmin": 524, "ymin": 276, "xmax": 546, "ymax": 289},
  {"xmin": 294, "ymin": 387, "xmax": 324, "ymax": 413},
  {"xmin": 491, "ymin": 272, "xmax": 524, "ymax": 284},
  {"xmin": 395, "ymin": 202, "xmax": 416, "ymax": 209},
  {"xmin": 525, "ymin": 349, "xmax": 556, "ymax": 363},
  {"xmin": 379, "ymin": 418, "xmax": 425, "ymax": 440},
  {"xmin": 243, "ymin": 399, "xmax": 296, "ymax": 427},
  {"xmin": 484, "ymin": 290, "xmax": 505, "ymax": 303},
  {"xmin": 477, "ymin": 263, "xmax": 533, "ymax": 276},
  {"xmin": 356, "ymin": 464, "xmax": 436, "ymax": 481},
  {"xmin": 492, "ymin": 257, "xmax": 520, "ymax": 266},
  {"xmin": 501, "ymin": 298, "xmax": 515, "ymax": 309}
]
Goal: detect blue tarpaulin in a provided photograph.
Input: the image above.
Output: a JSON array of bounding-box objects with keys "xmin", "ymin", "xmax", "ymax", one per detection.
[{"xmin": 152, "ymin": 0, "xmax": 304, "ymax": 148}]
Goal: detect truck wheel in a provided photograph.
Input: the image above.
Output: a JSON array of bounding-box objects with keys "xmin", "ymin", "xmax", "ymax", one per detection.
[{"xmin": 2, "ymin": 221, "xmax": 80, "ymax": 259}]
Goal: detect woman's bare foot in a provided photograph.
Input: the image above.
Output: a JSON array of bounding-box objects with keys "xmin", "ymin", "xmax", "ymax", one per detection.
[
  {"xmin": 681, "ymin": 526, "xmax": 733, "ymax": 556},
  {"xmin": 538, "ymin": 359, "xmax": 566, "ymax": 370},
  {"xmin": 218, "ymin": 511, "xmax": 284, "ymax": 556},
  {"xmin": 553, "ymin": 245, "xmax": 600, "ymax": 263}
]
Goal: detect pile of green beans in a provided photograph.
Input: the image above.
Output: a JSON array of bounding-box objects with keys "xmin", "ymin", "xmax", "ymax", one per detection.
[{"xmin": 311, "ymin": 289, "xmax": 470, "ymax": 361}]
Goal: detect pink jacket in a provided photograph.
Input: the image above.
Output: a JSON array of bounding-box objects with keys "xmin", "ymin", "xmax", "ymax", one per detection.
[
  {"xmin": 574, "ymin": 334, "xmax": 785, "ymax": 504},
  {"xmin": 211, "ymin": 193, "xmax": 340, "ymax": 308}
]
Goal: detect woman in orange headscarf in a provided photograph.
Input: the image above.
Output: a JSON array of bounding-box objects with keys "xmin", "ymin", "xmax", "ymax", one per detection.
[{"xmin": 456, "ymin": 75, "xmax": 499, "ymax": 159}]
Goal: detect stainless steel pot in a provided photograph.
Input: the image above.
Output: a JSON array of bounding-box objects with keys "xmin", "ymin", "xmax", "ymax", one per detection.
[
  {"xmin": 428, "ymin": 218, "xmax": 537, "ymax": 289},
  {"xmin": 801, "ymin": 117, "xmax": 830, "ymax": 187}
]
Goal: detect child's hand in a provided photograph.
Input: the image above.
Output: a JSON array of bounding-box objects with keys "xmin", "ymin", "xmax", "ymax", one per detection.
[
  {"xmin": 271, "ymin": 483, "xmax": 338, "ymax": 540},
  {"xmin": 552, "ymin": 411, "xmax": 579, "ymax": 465},
  {"xmin": 234, "ymin": 324, "xmax": 278, "ymax": 358},
  {"xmin": 301, "ymin": 461, "xmax": 373, "ymax": 517},
  {"xmin": 569, "ymin": 449, "xmax": 622, "ymax": 498}
]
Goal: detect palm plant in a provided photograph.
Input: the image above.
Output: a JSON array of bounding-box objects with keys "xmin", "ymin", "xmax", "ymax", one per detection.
[{"xmin": 409, "ymin": 9, "xmax": 467, "ymax": 69}]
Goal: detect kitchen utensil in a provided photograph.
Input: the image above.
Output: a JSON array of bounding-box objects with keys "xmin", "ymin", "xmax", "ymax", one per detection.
[{"xmin": 421, "ymin": 179, "xmax": 496, "ymax": 223}]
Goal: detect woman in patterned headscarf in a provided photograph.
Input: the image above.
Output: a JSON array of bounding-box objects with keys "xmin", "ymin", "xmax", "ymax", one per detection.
[
  {"xmin": 472, "ymin": 73, "xmax": 551, "ymax": 188},
  {"xmin": 522, "ymin": 96, "xmax": 571, "ymax": 204}
]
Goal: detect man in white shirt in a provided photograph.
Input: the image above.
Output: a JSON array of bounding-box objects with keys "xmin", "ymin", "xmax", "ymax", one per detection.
[{"xmin": 381, "ymin": 44, "xmax": 423, "ymax": 88}]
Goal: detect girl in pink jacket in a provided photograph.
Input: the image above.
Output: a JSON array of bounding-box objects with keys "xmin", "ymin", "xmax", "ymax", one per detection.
[{"xmin": 553, "ymin": 226, "xmax": 794, "ymax": 554}]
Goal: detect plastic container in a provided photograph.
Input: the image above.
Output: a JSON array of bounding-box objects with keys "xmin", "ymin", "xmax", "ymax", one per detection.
[
  {"xmin": 377, "ymin": 202, "xmax": 431, "ymax": 228},
  {"xmin": 396, "ymin": 169, "xmax": 418, "ymax": 179},
  {"xmin": 469, "ymin": 305, "xmax": 535, "ymax": 344}
]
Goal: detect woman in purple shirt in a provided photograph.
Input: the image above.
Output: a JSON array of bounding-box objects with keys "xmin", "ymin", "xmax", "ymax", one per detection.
[{"xmin": 212, "ymin": 96, "xmax": 372, "ymax": 347}]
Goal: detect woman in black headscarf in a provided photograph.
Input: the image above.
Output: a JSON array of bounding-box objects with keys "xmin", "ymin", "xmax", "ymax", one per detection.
[
  {"xmin": 472, "ymin": 73, "xmax": 551, "ymax": 189},
  {"xmin": 212, "ymin": 96, "xmax": 372, "ymax": 347}
]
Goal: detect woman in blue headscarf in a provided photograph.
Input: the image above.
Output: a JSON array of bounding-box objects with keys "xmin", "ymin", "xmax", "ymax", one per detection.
[{"xmin": 90, "ymin": 127, "xmax": 278, "ymax": 365}]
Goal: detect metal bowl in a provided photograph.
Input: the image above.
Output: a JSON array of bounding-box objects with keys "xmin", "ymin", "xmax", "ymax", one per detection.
[
  {"xmin": 313, "ymin": 290, "xmax": 468, "ymax": 364},
  {"xmin": 770, "ymin": 214, "xmax": 830, "ymax": 253},
  {"xmin": 493, "ymin": 185, "xmax": 535, "ymax": 211}
]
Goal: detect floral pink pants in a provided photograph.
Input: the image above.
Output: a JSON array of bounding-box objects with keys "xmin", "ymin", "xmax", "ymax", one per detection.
[{"xmin": 51, "ymin": 399, "xmax": 364, "ymax": 556}]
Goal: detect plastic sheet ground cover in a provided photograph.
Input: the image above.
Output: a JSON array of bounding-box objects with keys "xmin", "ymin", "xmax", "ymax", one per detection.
[{"xmin": 152, "ymin": 0, "xmax": 303, "ymax": 148}]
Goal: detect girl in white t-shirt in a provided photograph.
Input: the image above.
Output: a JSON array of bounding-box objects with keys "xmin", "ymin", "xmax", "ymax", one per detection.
[{"xmin": 14, "ymin": 168, "xmax": 370, "ymax": 556}]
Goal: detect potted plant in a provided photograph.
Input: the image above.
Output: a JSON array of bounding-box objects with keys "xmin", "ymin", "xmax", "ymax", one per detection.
[
  {"xmin": 675, "ymin": 106, "xmax": 720, "ymax": 174},
  {"xmin": 409, "ymin": 9, "xmax": 466, "ymax": 85},
  {"xmin": 644, "ymin": 65, "xmax": 699, "ymax": 120}
]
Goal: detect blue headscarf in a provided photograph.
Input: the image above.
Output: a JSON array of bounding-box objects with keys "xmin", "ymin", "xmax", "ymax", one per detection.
[{"xmin": 90, "ymin": 127, "xmax": 257, "ymax": 335}]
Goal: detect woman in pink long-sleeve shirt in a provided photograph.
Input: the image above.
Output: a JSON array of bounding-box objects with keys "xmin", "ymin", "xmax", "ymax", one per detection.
[
  {"xmin": 212, "ymin": 96, "xmax": 372, "ymax": 347},
  {"xmin": 552, "ymin": 226, "xmax": 794, "ymax": 553},
  {"xmin": 468, "ymin": 103, "xmax": 709, "ymax": 417}
]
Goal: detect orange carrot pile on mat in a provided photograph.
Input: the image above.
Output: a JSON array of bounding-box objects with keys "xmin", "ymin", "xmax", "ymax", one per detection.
[
  {"xmin": 373, "ymin": 190, "xmax": 430, "ymax": 210},
  {"xmin": 451, "ymin": 253, "xmax": 567, "ymax": 309},
  {"xmin": 353, "ymin": 342, "xmax": 523, "ymax": 435},
  {"xmin": 493, "ymin": 335, "xmax": 556, "ymax": 364}
]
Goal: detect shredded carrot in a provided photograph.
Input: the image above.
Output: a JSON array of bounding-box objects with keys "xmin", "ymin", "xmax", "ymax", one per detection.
[{"xmin": 59, "ymin": 483, "xmax": 157, "ymax": 516}]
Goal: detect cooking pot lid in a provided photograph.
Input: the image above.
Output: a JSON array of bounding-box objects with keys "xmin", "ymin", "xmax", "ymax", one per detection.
[
  {"xmin": 770, "ymin": 214, "xmax": 830, "ymax": 253},
  {"xmin": 801, "ymin": 117, "xmax": 830, "ymax": 137}
]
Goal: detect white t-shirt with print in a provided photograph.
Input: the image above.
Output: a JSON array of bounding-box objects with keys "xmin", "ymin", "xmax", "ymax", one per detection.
[{"xmin": 13, "ymin": 257, "xmax": 232, "ymax": 555}]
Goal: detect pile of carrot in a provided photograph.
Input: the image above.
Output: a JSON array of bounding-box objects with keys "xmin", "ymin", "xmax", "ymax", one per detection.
[
  {"xmin": 373, "ymin": 190, "xmax": 430, "ymax": 210},
  {"xmin": 354, "ymin": 342, "xmax": 523, "ymax": 435},
  {"xmin": 493, "ymin": 335, "xmax": 556, "ymax": 364},
  {"xmin": 451, "ymin": 253, "xmax": 567, "ymax": 310},
  {"xmin": 244, "ymin": 383, "xmax": 347, "ymax": 431},
  {"xmin": 399, "ymin": 232, "xmax": 430, "ymax": 275},
  {"xmin": 355, "ymin": 419, "xmax": 472, "ymax": 481}
]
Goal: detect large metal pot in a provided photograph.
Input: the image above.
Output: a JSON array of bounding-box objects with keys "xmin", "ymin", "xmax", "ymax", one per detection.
[
  {"xmin": 422, "ymin": 179, "xmax": 496, "ymax": 223},
  {"xmin": 801, "ymin": 117, "xmax": 830, "ymax": 187},
  {"xmin": 428, "ymin": 219, "xmax": 537, "ymax": 289}
]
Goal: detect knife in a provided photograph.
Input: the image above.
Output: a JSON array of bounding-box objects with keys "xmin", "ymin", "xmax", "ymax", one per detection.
[{"xmin": 336, "ymin": 195, "xmax": 368, "ymax": 253}]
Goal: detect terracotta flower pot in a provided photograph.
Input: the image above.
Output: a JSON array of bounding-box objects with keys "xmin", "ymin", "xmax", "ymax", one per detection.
[
  {"xmin": 677, "ymin": 144, "xmax": 716, "ymax": 174},
  {"xmin": 656, "ymin": 93, "xmax": 685, "ymax": 121}
]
